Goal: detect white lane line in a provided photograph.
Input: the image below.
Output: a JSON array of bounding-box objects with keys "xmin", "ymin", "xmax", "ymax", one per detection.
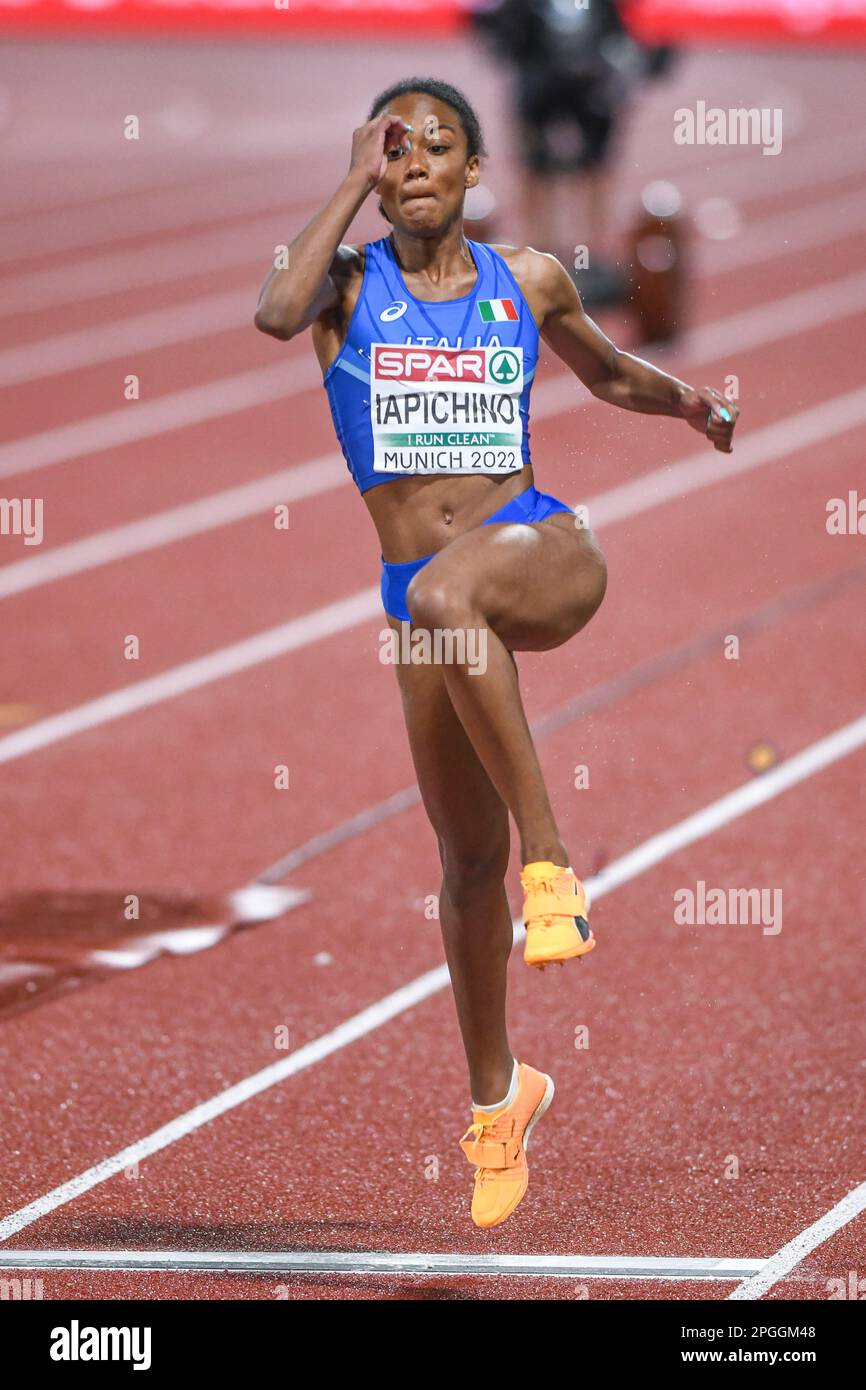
[
  {"xmin": 727, "ymin": 1180, "xmax": 866, "ymax": 1301},
  {"xmin": 0, "ymin": 359, "xmax": 317, "ymax": 482},
  {"xmin": 0, "ymin": 216, "xmax": 282, "ymax": 317},
  {"xmin": 581, "ymin": 383, "xmax": 866, "ymax": 528},
  {"xmin": 0, "ymin": 587, "xmax": 381, "ymax": 766},
  {"xmin": 0, "ymin": 118, "xmax": 342, "ymax": 172},
  {"xmin": 587, "ymin": 713, "xmax": 866, "ymax": 898},
  {"xmin": 1, "ymin": 710, "xmax": 863, "ymax": 1244},
  {"xmin": 4, "ymin": 181, "xmax": 865, "ymax": 386},
  {"xmin": 4, "ymin": 260, "xmax": 866, "ymax": 481},
  {"xmin": 697, "ymin": 188, "xmax": 866, "ymax": 277},
  {"xmin": 0, "ymin": 377, "xmax": 863, "ymax": 758},
  {"xmin": 0, "ymin": 288, "xmax": 256, "ymax": 387},
  {"xmin": 668, "ymin": 267, "xmax": 866, "ymax": 364},
  {"xmin": 0, "ymin": 1249, "xmax": 765, "ymax": 1280},
  {"xmin": 0, "ymin": 456, "xmax": 342, "ymax": 599},
  {"xmin": 0, "ymin": 127, "xmax": 352, "ymax": 263}
]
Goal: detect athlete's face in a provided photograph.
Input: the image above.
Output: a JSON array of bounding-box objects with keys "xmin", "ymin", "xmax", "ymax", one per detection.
[{"xmin": 376, "ymin": 95, "xmax": 479, "ymax": 235}]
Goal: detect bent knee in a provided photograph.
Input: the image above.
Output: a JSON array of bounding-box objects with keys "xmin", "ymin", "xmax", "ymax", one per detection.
[
  {"xmin": 406, "ymin": 575, "xmax": 460, "ymax": 631},
  {"xmin": 405, "ymin": 560, "xmax": 483, "ymax": 631}
]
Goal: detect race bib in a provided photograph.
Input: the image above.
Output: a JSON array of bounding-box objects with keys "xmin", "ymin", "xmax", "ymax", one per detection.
[{"xmin": 371, "ymin": 344, "xmax": 524, "ymax": 477}]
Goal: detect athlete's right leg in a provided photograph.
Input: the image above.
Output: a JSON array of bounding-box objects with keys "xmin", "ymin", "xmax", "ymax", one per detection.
[{"xmin": 385, "ymin": 612, "xmax": 517, "ymax": 1107}]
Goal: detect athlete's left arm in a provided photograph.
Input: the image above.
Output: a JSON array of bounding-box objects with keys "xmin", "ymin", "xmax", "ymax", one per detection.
[{"xmin": 530, "ymin": 251, "xmax": 739, "ymax": 453}]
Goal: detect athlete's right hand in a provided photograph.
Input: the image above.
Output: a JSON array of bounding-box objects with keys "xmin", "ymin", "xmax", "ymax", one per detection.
[{"xmin": 349, "ymin": 113, "xmax": 413, "ymax": 192}]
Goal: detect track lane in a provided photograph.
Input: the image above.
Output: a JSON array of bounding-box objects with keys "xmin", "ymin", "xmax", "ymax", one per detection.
[{"xmin": 1, "ymin": 737, "xmax": 862, "ymax": 1299}]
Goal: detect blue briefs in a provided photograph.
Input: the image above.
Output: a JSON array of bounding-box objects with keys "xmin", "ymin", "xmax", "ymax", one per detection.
[{"xmin": 380, "ymin": 483, "xmax": 574, "ymax": 623}]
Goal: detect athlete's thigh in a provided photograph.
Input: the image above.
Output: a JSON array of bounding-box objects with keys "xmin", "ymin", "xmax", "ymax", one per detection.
[
  {"xmin": 385, "ymin": 615, "xmax": 510, "ymax": 863},
  {"xmin": 409, "ymin": 514, "xmax": 607, "ymax": 652}
]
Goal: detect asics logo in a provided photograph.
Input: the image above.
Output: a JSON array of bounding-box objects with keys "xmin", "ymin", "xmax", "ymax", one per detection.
[{"xmin": 380, "ymin": 301, "xmax": 408, "ymax": 322}]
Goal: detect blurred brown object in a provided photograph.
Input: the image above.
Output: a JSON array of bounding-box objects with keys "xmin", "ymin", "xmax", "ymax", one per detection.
[{"xmin": 624, "ymin": 180, "xmax": 687, "ymax": 343}]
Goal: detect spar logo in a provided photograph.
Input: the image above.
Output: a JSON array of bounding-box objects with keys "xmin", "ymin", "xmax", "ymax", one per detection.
[
  {"xmin": 489, "ymin": 350, "xmax": 520, "ymax": 385},
  {"xmin": 374, "ymin": 345, "xmax": 486, "ymax": 383}
]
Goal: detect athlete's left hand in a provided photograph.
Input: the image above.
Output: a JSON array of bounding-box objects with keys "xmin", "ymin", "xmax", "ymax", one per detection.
[{"xmin": 679, "ymin": 386, "xmax": 739, "ymax": 453}]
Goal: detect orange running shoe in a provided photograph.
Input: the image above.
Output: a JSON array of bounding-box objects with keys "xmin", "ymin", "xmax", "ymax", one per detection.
[
  {"xmin": 458, "ymin": 1062, "xmax": 554, "ymax": 1228},
  {"xmin": 520, "ymin": 861, "xmax": 595, "ymax": 969}
]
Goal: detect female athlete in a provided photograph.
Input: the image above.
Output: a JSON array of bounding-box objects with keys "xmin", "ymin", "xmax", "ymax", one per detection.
[{"xmin": 255, "ymin": 77, "xmax": 738, "ymax": 1229}]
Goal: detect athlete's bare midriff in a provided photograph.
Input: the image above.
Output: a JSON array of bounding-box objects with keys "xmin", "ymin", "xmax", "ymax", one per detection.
[{"xmin": 362, "ymin": 465, "xmax": 537, "ymax": 563}]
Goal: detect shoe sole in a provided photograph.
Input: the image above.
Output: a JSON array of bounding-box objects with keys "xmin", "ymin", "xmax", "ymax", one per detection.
[{"xmin": 525, "ymin": 932, "xmax": 596, "ymax": 968}]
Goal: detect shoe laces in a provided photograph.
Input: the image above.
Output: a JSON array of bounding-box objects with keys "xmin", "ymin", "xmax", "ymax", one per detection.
[{"xmin": 462, "ymin": 1111, "xmax": 514, "ymax": 1186}]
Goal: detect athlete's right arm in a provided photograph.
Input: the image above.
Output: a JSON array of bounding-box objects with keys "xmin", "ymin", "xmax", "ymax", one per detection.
[{"xmin": 253, "ymin": 112, "xmax": 410, "ymax": 341}]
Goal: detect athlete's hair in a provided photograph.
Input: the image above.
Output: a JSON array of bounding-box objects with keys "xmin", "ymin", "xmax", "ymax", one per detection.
[{"xmin": 367, "ymin": 77, "xmax": 487, "ymax": 223}]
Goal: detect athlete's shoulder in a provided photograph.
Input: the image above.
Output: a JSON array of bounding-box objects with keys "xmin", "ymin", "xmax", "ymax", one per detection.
[
  {"xmin": 492, "ymin": 246, "xmax": 578, "ymax": 318},
  {"xmin": 490, "ymin": 243, "xmax": 571, "ymax": 284},
  {"xmin": 488, "ymin": 243, "xmax": 574, "ymax": 304}
]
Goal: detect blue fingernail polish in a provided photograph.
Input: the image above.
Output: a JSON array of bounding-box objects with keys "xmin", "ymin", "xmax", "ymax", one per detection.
[{"xmin": 719, "ymin": 407, "xmax": 732, "ymax": 422}]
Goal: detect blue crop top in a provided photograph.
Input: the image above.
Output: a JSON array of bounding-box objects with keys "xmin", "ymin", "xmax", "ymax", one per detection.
[{"xmin": 322, "ymin": 235, "xmax": 538, "ymax": 494}]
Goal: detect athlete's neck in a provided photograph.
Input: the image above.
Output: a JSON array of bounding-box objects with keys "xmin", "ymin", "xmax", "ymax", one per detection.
[{"xmin": 388, "ymin": 226, "xmax": 476, "ymax": 291}]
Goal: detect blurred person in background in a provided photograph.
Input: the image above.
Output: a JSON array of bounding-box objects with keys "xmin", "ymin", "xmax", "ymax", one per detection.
[{"xmin": 472, "ymin": 0, "xmax": 676, "ymax": 306}]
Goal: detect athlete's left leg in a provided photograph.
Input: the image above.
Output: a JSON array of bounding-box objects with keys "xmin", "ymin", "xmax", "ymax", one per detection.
[{"xmin": 404, "ymin": 514, "xmax": 606, "ymax": 867}]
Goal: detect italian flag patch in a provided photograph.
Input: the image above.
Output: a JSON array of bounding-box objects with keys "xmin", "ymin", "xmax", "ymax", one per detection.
[{"xmin": 477, "ymin": 297, "xmax": 518, "ymax": 323}]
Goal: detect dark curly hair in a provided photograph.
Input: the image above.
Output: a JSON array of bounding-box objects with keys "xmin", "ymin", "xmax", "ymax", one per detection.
[{"xmin": 367, "ymin": 77, "xmax": 487, "ymax": 223}]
